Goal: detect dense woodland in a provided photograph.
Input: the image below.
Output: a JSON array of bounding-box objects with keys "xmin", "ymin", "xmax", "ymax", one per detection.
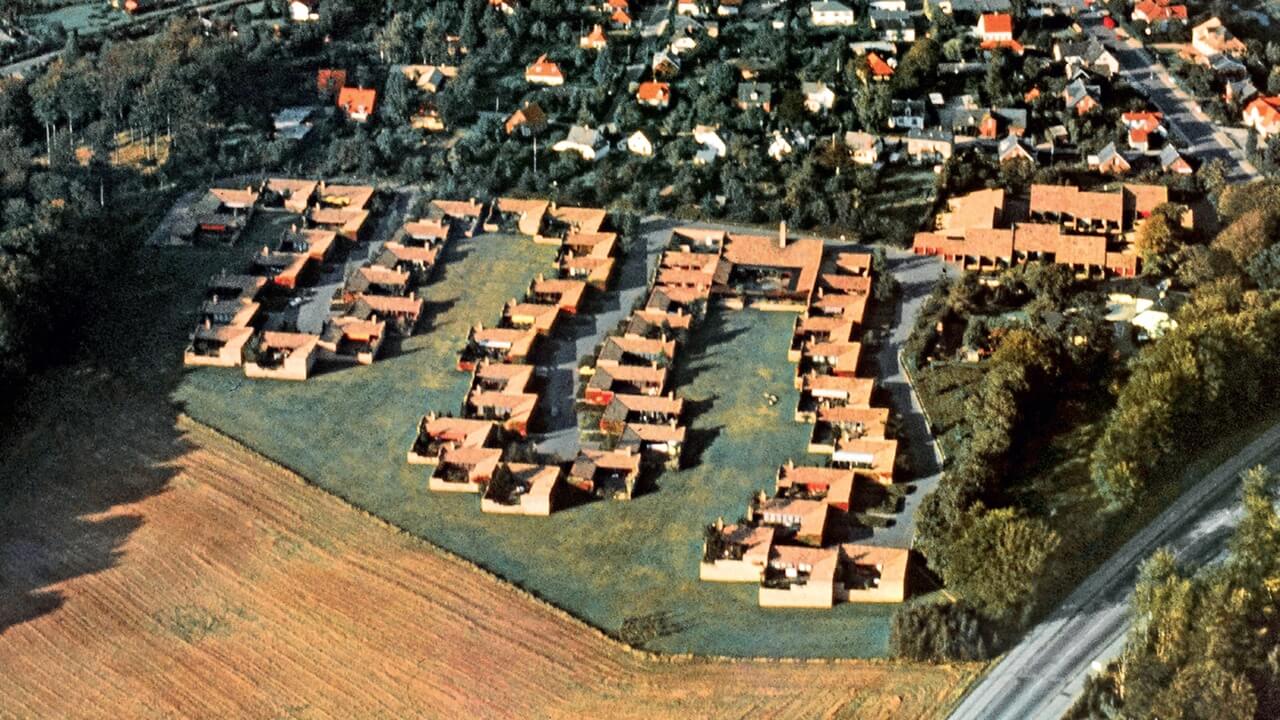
[{"xmin": 893, "ymin": 181, "xmax": 1280, "ymax": 676}]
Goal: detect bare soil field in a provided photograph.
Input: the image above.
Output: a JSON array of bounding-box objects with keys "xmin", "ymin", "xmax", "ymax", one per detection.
[{"xmin": 0, "ymin": 414, "xmax": 977, "ymax": 720}]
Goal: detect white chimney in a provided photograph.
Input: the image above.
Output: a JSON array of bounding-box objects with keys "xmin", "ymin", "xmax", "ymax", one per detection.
[{"xmin": 778, "ymin": 220, "xmax": 787, "ymax": 248}]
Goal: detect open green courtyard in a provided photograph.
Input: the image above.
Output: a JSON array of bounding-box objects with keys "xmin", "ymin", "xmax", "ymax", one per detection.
[{"xmin": 175, "ymin": 225, "xmax": 895, "ymax": 658}]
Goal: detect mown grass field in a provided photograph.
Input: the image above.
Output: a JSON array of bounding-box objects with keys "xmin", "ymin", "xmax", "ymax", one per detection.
[{"xmin": 172, "ymin": 216, "xmax": 899, "ymax": 658}]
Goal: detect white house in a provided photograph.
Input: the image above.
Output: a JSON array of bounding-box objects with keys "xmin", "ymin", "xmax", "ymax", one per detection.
[
  {"xmin": 844, "ymin": 131, "xmax": 884, "ymax": 165},
  {"xmin": 289, "ymin": 0, "xmax": 318, "ymax": 22},
  {"xmin": 693, "ymin": 125, "xmax": 727, "ymax": 165},
  {"xmin": 768, "ymin": 132, "xmax": 794, "ymax": 161},
  {"xmin": 811, "ymin": 0, "xmax": 856, "ymax": 26},
  {"xmin": 802, "ymin": 82, "xmax": 836, "ymax": 113},
  {"xmin": 627, "ymin": 130, "xmax": 654, "ymax": 156},
  {"xmin": 553, "ymin": 125, "xmax": 610, "ymax": 161}
]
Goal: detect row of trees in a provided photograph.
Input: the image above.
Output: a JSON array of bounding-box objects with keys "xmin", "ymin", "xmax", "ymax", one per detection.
[
  {"xmin": 893, "ymin": 265, "xmax": 1111, "ymax": 657},
  {"xmin": 1068, "ymin": 467, "xmax": 1280, "ymax": 719}
]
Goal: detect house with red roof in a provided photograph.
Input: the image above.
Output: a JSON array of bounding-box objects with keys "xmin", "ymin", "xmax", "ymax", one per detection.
[
  {"xmin": 976, "ymin": 13, "xmax": 1014, "ymax": 41},
  {"xmin": 865, "ymin": 52, "xmax": 894, "ymax": 82},
  {"xmin": 525, "ymin": 54, "xmax": 565, "ymax": 86},
  {"xmin": 337, "ymin": 87, "xmax": 376, "ymax": 122},
  {"xmin": 580, "ymin": 24, "xmax": 608, "ymax": 50},
  {"xmin": 316, "ymin": 68, "xmax": 346, "ymax": 96},
  {"xmin": 637, "ymin": 81, "xmax": 672, "ymax": 109},
  {"xmin": 1244, "ymin": 96, "xmax": 1280, "ymax": 139}
]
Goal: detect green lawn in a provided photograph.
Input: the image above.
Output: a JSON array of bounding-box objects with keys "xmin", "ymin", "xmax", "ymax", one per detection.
[
  {"xmin": 914, "ymin": 362, "xmax": 987, "ymax": 460},
  {"xmin": 174, "ymin": 224, "xmax": 897, "ymax": 658}
]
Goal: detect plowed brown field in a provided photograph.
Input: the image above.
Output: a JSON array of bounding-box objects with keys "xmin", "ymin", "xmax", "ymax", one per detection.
[{"xmin": 1, "ymin": 416, "xmax": 977, "ymax": 720}]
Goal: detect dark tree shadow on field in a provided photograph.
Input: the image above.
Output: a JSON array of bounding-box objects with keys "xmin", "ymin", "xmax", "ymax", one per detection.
[{"xmin": 0, "ymin": 239, "xmax": 233, "ymax": 635}]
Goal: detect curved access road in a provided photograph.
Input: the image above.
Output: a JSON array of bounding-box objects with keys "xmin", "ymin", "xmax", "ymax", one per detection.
[{"xmin": 947, "ymin": 421, "xmax": 1280, "ymax": 720}]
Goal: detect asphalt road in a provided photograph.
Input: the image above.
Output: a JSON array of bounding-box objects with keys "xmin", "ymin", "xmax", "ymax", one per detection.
[
  {"xmin": 1085, "ymin": 15, "xmax": 1260, "ymax": 181},
  {"xmin": 947, "ymin": 421, "xmax": 1280, "ymax": 720}
]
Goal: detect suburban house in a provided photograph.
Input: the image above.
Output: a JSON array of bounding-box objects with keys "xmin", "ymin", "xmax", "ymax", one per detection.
[
  {"xmin": 1243, "ymin": 96, "xmax": 1280, "ymax": 139},
  {"xmin": 775, "ymin": 463, "xmax": 858, "ymax": 511},
  {"xmin": 580, "ymin": 23, "xmax": 608, "ymax": 50},
  {"xmin": 1092, "ymin": 142, "xmax": 1132, "ymax": 174},
  {"xmin": 701, "ymin": 521, "xmax": 776, "ymax": 582},
  {"xmin": 869, "ymin": 8, "xmax": 916, "ymax": 41},
  {"xmin": 525, "ymin": 54, "xmax": 565, "ymax": 86},
  {"xmin": 407, "ymin": 414, "xmax": 496, "ymax": 465},
  {"xmin": 317, "ymin": 68, "xmax": 346, "ymax": 97},
  {"xmin": 737, "ymin": 82, "xmax": 773, "ymax": 112},
  {"xmin": 428, "ymin": 446, "xmax": 503, "ymax": 493},
  {"xmin": 618, "ymin": 422, "xmax": 686, "ymax": 468},
  {"xmin": 553, "ymin": 125, "xmax": 610, "ymax": 161},
  {"xmin": 652, "ymin": 50, "xmax": 682, "ymax": 79},
  {"xmin": 1122, "ymin": 110, "xmax": 1164, "ymax": 150},
  {"xmin": 480, "ymin": 463, "xmax": 563, "ymax": 516},
  {"xmin": 888, "ymin": 99, "xmax": 926, "ymax": 130},
  {"xmin": 1160, "ymin": 145, "xmax": 1193, "ymax": 174},
  {"xmin": 242, "ymin": 331, "xmax": 319, "ymax": 381},
  {"xmin": 693, "ymin": 125, "xmax": 727, "ymax": 164},
  {"xmin": 1062, "ymin": 78, "xmax": 1101, "ymax": 115},
  {"xmin": 599, "ymin": 393, "xmax": 683, "ymax": 435},
  {"xmin": 976, "ymin": 12, "xmax": 1013, "ymax": 41},
  {"xmin": 759, "ymin": 545, "xmax": 841, "ymax": 608},
  {"xmin": 1054, "ymin": 39, "xmax": 1120, "ymax": 78},
  {"xmin": 568, "ymin": 447, "xmax": 643, "ymax": 499},
  {"xmin": 626, "ymin": 129, "xmax": 654, "ymax": 156},
  {"xmin": 1131, "ymin": 0, "xmax": 1187, "ymax": 27},
  {"xmin": 750, "ymin": 494, "xmax": 829, "ymax": 547},
  {"xmin": 505, "ymin": 102, "xmax": 548, "ymax": 136},
  {"xmin": 811, "ymin": 0, "xmax": 856, "ymax": 25},
  {"xmin": 905, "ymin": 128, "xmax": 954, "ymax": 163},
  {"xmin": 997, "ymin": 134, "xmax": 1034, "ymax": 164},
  {"xmin": 808, "ymin": 405, "xmax": 891, "ymax": 455},
  {"xmin": 636, "ymin": 81, "xmax": 672, "ymax": 109},
  {"xmin": 863, "ymin": 52, "xmax": 895, "ymax": 82},
  {"xmin": 844, "ymin": 131, "xmax": 884, "ymax": 165},
  {"xmin": 802, "ymin": 82, "xmax": 836, "ymax": 113},
  {"xmin": 1192, "ymin": 17, "xmax": 1246, "ymax": 58},
  {"xmin": 184, "ymin": 324, "xmax": 254, "ymax": 368},
  {"xmin": 336, "ymin": 87, "xmax": 376, "ymax": 122}
]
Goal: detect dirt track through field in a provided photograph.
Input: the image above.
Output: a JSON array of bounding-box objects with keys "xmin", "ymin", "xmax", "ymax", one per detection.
[{"xmin": 0, "ymin": 416, "xmax": 976, "ymax": 719}]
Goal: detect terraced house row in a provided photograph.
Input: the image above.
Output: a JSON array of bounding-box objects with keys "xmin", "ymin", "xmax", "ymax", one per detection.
[
  {"xmin": 699, "ymin": 238, "xmax": 910, "ymax": 609},
  {"xmin": 911, "ymin": 183, "xmax": 1186, "ymax": 278},
  {"xmin": 407, "ymin": 197, "xmax": 618, "ymax": 516},
  {"xmin": 182, "ymin": 178, "xmax": 431, "ymax": 381}
]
